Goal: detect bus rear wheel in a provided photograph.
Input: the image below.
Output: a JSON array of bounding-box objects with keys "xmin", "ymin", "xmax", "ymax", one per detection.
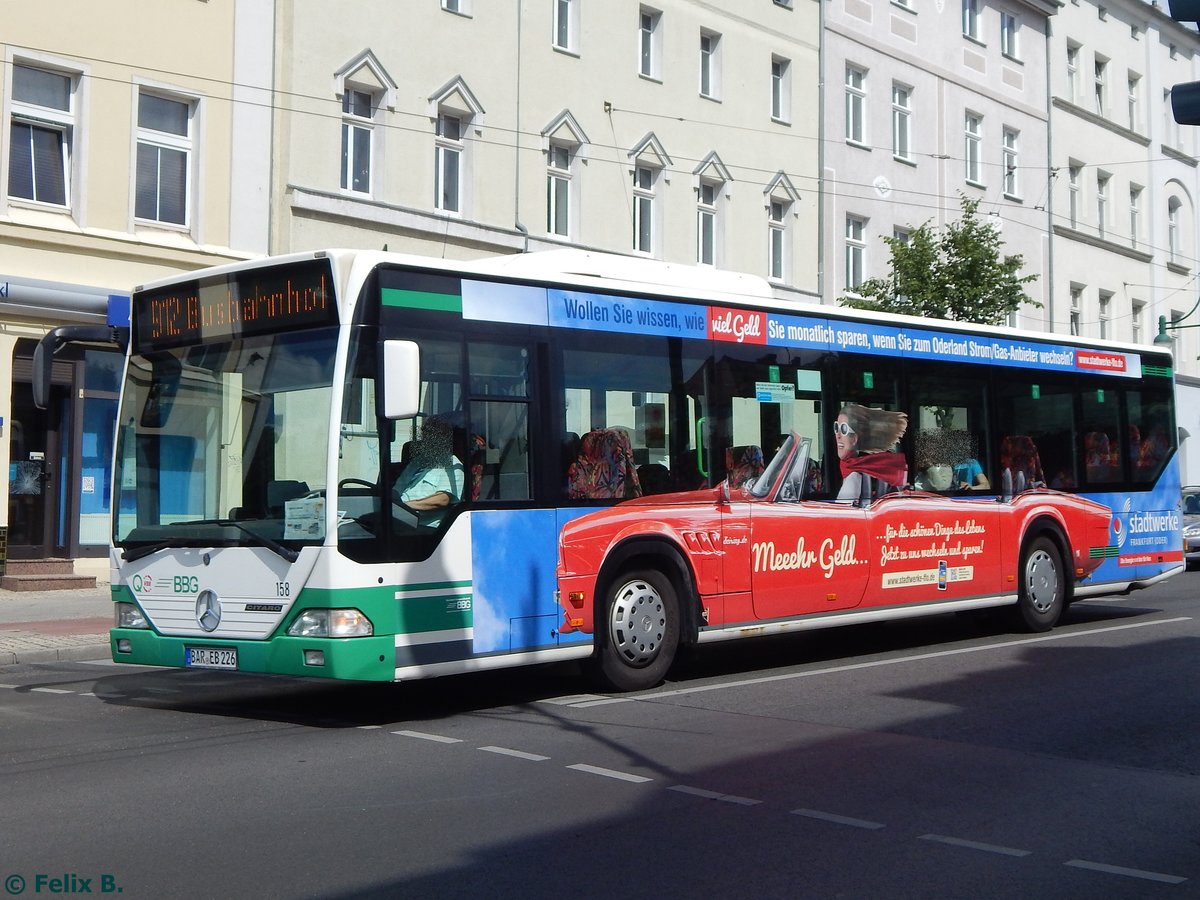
[
  {"xmin": 1015, "ymin": 535, "xmax": 1065, "ymax": 633},
  {"xmin": 589, "ymin": 569, "xmax": 679, "ymax": 692}
]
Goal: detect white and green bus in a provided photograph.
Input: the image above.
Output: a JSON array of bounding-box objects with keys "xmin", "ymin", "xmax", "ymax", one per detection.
[{"xmin": 34, "ymin": 249, "xmax": 1181, "ymax": 686}]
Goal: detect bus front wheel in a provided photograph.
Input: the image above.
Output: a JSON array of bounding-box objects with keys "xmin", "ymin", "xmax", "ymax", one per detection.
[
  {"xmin": 1015, "ymin": 535, "xmax": 1065, "ymax": 633},
  {"xmin": 589, "ymin": 569, "xmax": 679, "ymax": 692}
]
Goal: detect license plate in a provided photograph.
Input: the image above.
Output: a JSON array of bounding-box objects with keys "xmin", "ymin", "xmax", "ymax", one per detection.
[{"xmin": 185, "ymin": 646, "xmax": 238, "ymax": 670}]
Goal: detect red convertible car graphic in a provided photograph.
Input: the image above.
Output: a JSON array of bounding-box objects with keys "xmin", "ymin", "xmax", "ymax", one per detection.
[{"xmin": 556, "ymin": 434, "xmax": 1114, "ymax": 691}]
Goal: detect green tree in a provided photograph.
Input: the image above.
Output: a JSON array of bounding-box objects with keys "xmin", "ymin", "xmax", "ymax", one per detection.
[{"xmin": 841, "ymin": 196, "xmax": 1039, "ymax": 326}]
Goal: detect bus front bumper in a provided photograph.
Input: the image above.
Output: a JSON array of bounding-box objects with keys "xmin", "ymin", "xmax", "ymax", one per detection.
[{"xmin": 110, "ymin": 628, "xmax": 399, "ymax": 681}]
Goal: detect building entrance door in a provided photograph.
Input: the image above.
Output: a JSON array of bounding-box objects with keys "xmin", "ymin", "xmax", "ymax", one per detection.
[{"xmin": 9, "ymin": 349, "xmax": 69, "ymax": 560}]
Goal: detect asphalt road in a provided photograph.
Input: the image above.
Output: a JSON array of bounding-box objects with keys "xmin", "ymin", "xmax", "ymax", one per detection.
[{"xmin": 3, "ymin": 575, "xmax": 1200, "ymax": 899}]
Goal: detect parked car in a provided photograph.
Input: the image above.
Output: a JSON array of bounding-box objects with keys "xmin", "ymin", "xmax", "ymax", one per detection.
[{"xmin": 1184, "ymin": 486, "xmax": 1200, "ymax": 568}]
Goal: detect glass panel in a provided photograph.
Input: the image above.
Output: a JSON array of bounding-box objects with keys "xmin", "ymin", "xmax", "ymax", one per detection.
[
  {"xmin": 471, "ymin": 401, "xmax": 530, "ymax": 500},
  {"xmin": 13, "ymin": 65, "xmax": 70, "ymax": 110},
  {"xmin": 469, "ymin": 343, "xmax": 529, "ymax": 396},
  {"xmin": 138, "ymin": 94, "xmax": 189, "ymax": 136}
]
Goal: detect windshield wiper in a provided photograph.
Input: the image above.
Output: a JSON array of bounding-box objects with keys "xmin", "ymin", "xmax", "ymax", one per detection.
[{"xmin": 121, "ymin": 520, "xmax": 300, "ymax": 564}]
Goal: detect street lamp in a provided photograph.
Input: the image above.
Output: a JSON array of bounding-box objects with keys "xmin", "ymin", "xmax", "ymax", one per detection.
[{"xmin": 1155, "ymin": 295, "xmax": 1200, "ymax": 345}]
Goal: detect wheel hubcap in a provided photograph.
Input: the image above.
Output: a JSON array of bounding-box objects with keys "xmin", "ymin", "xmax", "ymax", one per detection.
[
  {"xmin": 1025, "ymin": 549, "xmax": 1058, "ymax": 613},
  {"xmin": 610, "ymin": 580, "xmax": 666, "ymax": 666}
]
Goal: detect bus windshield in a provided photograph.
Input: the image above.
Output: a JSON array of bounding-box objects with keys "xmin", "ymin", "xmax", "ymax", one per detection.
[{"xmin": 113, "ymin": 325, "xmax": 339, "ymax": 552}]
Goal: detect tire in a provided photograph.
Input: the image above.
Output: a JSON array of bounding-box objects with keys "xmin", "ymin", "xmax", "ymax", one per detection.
[
  {"xmin": 588, "ymin": 568, "xmax": 680, "ymax": 692},
  {"xmin": 1014, "ymin": 535, "xmax": 1065, "ymax": 633}
]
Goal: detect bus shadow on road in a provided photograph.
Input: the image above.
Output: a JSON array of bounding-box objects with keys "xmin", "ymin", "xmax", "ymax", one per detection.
[{"xmin": 82, "ymin": 598, "xmax": 1167, "ymax": 729}]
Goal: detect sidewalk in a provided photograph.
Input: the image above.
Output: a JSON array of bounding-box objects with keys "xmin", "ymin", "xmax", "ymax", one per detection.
[{"xmin": 0, "ymin": 584, "xmax": 113, "ymax": 666}]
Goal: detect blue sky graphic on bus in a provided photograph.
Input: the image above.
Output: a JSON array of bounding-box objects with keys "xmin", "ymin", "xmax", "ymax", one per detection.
[{"xmin": 462, "ymin": 281, "xmax": 1142, "ymax": 380}]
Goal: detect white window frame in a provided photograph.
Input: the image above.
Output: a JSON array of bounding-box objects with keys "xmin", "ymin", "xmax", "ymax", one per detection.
[
  {"xmin": 135, "ymin": 90, "xmax": 194, "ymax": 228},
  {"xmin": 435, "ymin": 112, "xmax": 465, "ymax": 214},
  {"xmin": 1000, "ymin": 13, "xmax": 1020, "ymax": 60},
  {"xmin": 1066, "ymin": 43, "xmax": 1080, "ymax": 105},
  {"xmin": 1098, "ymin": 290, "xmax": 1112, "ymax": 339},
  {"xmin": 8, "ymin": 62, "xmax": 76, "ymax": 210},
  {"xmin": 964, "ymin": 113, "xmax": 983, "ymax": 186},
  {"xmin": 1002, "ymin": 128, "xmax": 1019, "ymax": 199},
  {"xmin": 1129, "ymin": 185, "xmax": 1142, "ymax": 247},
  {"xmin": 771, "ymin": 56, "xmax": 791, "ymax": 123},
  {"xmin": 639, "ymin": 7, "xmax": 662, "ymax": 80},
  {"xmin": 697, "ymin": 179, "xmax": 722, "ymax": 266},
  {"xmin": 1068, "ymin": 164, "xmax": 1081, "ymax": 228},
  {"xmin": 845, "ymin": 65, "xmax": 866, "ymax": 146},
  {"xmin": 554, "ymin": 0, "xmax": 578, "ymax": 52},
  {"xmin": 1094, "ymin": 56, "xmax": 1107, "ymax": 116},
  {"xmin": 547, "ymin": 142, "xmax": 574, "ymax": 238},
  {"xmin": 700, "ymin": 30, "xmax": 721, "ymax": 100},
  {"xmin": 1132, "ymin": 300, "xmax": 1145, "ymax": 344},
  {"xmin": 1096, "ymin": 172, "xmax": 1109, "ymax": 239},
  {"xmin": 845, "ymin": 215, "xmax": 867, "ymax": 292},
  {"xmin": 962, "ymin": 0, "xmax": 980, "ymax": 41},
  {"xmin": 632, "ymin": 164, "xmax": 659, "ymax": 255},
  {"xmin": 1069, "ymin": 285, "xmax": 1083, "ymax": 336},
  {"xmin": 1168, "ymin": 198, "xmax": 1182, "ymax": 262},
  {"xmin": 768, "ymin": 198, "xmax": 790, "ymax": 282},
  {"xmin": 1127, "ymin": 73, "xmax": 1140, "ymax": 132},
  {"xmin": 442, "ymin": 0, "xmax": 470, "ymax": 14},
  {"xmin": 340, "ymin": 87, "xmax": 374, "ymax": 196},
  {"xmin": 892, "ymin": 83, "xmax": 912, "ymax": 162}
]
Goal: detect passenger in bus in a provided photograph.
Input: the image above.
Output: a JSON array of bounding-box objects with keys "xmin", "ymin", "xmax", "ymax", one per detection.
[
  {"xmin": 391, "ymin": 416, "xmax": 465, "ymax": 528},
  {"xmin": 952, "ymin": 457, "xmax": 990, "ymax": 491},
  {"xmin": 834, "ymin": 403, "xmax": 908, "ymax": 501}
]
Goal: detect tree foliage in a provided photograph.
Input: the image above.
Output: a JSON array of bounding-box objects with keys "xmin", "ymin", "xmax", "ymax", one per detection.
[{"xmin": 840, "ymin": 196, "xmax": 1039, "ymax": 326}]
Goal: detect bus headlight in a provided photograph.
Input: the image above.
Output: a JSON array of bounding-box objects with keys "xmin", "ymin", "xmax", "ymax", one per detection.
[
  {"xmin": 115, "ymin": 602, "xmax": 149, "ymax": 629},
  {"xmin": 286, "ymin": 609, "xmax": 373, "ymax": 638}
]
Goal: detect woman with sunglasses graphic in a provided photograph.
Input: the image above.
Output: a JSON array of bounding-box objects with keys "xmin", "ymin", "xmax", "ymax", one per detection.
[{"xmin": 834, "ymin": 403, "xmax": 908, "ymax": 501}]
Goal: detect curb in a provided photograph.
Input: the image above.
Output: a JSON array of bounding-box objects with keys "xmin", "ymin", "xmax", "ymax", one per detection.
[{"xmin": 0, "ymin": 641, "xmax": 112, "ymax": 667}]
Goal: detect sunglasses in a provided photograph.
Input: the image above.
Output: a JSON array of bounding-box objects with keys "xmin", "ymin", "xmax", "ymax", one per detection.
[{"xmin": 832, "ymin": 421, "xmax": 855, "ymax": 436}]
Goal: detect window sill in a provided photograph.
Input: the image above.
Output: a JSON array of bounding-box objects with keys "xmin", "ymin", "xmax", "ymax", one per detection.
[
  {"xmin": 965, "ymin": 179, "xmax": 986, "ymax": 190},
  {"xmin": 771, "ymin": 115, "xmax": 791, "ymax": 127},
  {"xmin": 893, "ymin": 155, "xmax": 917, "ymax": 167},
  {"xmin": 700, "ymin": 92, "xmax": 721, "ymax": 104},
  {"xmin": 552, "ymin": 45, "xmax": 580, "ymax": 59},
  {"xmin": 638, "ymin": 73, "xmax": 663, "ymax": 85},
  {"xmin": 846, "ymin": 140, "xmax": 871, "ymax": 151}
]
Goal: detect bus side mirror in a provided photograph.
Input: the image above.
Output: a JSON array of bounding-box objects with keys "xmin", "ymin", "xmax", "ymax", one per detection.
[
  {"xmin": 32, "ymin": 324, "xmax": 129, "ymax": 410},
  {"xmin": 382, "ymin": 340, "xmax": 421, "ymax": 419}
]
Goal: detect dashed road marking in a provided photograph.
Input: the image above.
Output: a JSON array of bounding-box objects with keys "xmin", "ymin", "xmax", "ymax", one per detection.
[
  {"xmin": 791, "ymin": 808, "xmax": 886, "ymax": 830},
  {"xmin": 919, "ymin": 834, "xmax": 1032, "ymax": 857},
  {"xmin": 30, "ymin": 687, "xmax": 73, "ymax": 695},
  {"xmin": 1065, "ymin": 860, "xmax": 1188, "ymax": 885},
  {"xmin": 479, "ymin": 746, "xmax": 551, "ymax": 762},
  {"xmin": 391, "ymin": 729, "xmax": 463, "ymax": 744},
  {"xmin": 669, "ymin": 784, "xmax": 761, "ymax": 805},
  {"xmin": 567, "ymin": 764, "xmax": 653, "ymax": 783}
]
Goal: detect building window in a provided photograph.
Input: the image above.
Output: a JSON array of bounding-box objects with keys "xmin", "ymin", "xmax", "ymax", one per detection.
[
  {"xmin": 1132, "ymin": 300, "xmax": 1145, "ymax": 344},
  {"xmin": 435, "ymin": 113, "xmax": 464, "ymax": 213},
  {"xmin": 1069, "ymin": 285, "xmax": 1082, "ymax": 336},
  {"xmin": 697, "ymin": 181, "xmax": 720, "ymax": 265},
  {"xmin": 964, "ymin": 113, "xmax": 983, "ymax": 185},
  {"xmin": 8, "ymin": 64, "xmax": 73, "ymax": 207},
  {"xmin": 962, "ymin": 0, "xmax": 980, "ymax": 40},
  {"xmin": 1001, "ymin": 13, "xmax": 1020, "ymax": 60},
  {"xmin": 771, "ymin": 56, "xmax": 791, "ymax": 123},
  {"xmin": 892, "ymin": 84, "xmax": 912, "ymax": 162},
  {"xmin": 845, "ymin": 65, "xmax": 866, "ymax": 145},
  {"xmin": 1129, "ymin": 185, "xmax": 1142, "ymax": 247},
  {"xmin": 1165, "ymin": 88, "xmax": 1182, "ymax": 149},
  {"xmin": 1127, "ymin": 73, "xmax": 1140, "ymax": 132},
  {"xmin": 769, "ymin": 198, "xmax": 790, "ymax": 281},
  {"xmin": 135, "ymin": 92, "xmax": 192, "ymax": 226},
  {"xmin": 1096, "ymin": 172, "xmax": 1109, "ymax": 239},
  {"xmin": 1002, "ymin": 129, "xmax": 1019, "ymax": 198},
  {"xmin": 700, "ymin": 30, "xmax": 721, "ymax": 100},
  {"xmin": 547, "ymin": 143, "xmax": 573, "ymax": 237},
  {"xmin": 1099, "ymin": 290, "xmax": 1112, "ymax": 339},
  {"xmin": 442, "ymin": 0, "xmax": 470, "ymax": 13},
  {"xmin": 1066, "ymin": 43, "xmax": 1080, "ymax": 105},
  {"xmin": 340, "ymin": 88, "xmax": 373, "ymax": 194},
  {"xmin": 1169, "ymin": 198, "xmax": 1182, "ymax": 262},
  {"xmin": 1068, "ymin": 164, "xmax": 1081, "ymax": 228},
  {"xmin": 632, "ymin": 164, "xmax": 658, "ymax": 254},
  {"xmin": 639, "ymin": 7, "xmax": 662, "ymax": 79},
  {"xmin": 846, "ymin": 215, "xmax": 867, "ymax": 292},
  {"xmin": 554, "ymin": 0, "xmax": 577, "ymax": 52},
  {"xmin": 1094, "ymin": 56, "xmax": 1107, "ymax": 116}
]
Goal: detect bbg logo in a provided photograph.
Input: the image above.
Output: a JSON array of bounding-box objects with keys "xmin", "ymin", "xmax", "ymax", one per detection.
[{"xmin": 173, "ymin": 575, "xmax": 200, "ymax": 594}]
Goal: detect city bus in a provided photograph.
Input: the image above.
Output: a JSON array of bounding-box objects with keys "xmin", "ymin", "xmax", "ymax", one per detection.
[{"xmin": 34, "ymin": 248, "xmax": 1182, "ymax": 690}]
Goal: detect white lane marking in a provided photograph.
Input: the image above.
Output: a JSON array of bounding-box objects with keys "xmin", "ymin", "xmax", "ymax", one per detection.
[
  {"xmin": 648, "ymin": 617, "xmax": 1194, "ymax": 700},
  {"xmin": 0, "ymin": 684, "xmax": 18, "ymax": 689},
  {"xmin": 539, "ymin": 694, "xmax": 609, "ymax": 706},
  {"xmin": 392, "ymin": 729, "xmax": 463, "ymax": 744},
  {"xmin": 356, "ymin": 725, "xmax": 382, "ymax": 730},
  {"xmin": 30, "ymin": 687, "xmax": 73, "ymax": 695},
  {"xmin": 669, "ymin": 784, "xmax": 761, "ymax": 805},
  {"xmin": 919, "ymin": 834, "xmax": 1031, "ymax": 857},
  {"xmin": 479, "ymin": 746, "xmax": 551, "ymax": 762},
  {"xmin": 567, "ymin": 764, "xmax": 653, "ymax": 783},
  {"xmin": 791, "ymin": 808, "xmax": 885, "ymax": 830},
  {"xmin": 1065, "ymin": 860, "xmax": 1188, "ymax": 884}
]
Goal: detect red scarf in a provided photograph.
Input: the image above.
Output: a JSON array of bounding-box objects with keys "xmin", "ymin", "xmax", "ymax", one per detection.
[{"xmin": 840, "ymin": 451, "xmax": 907, "ymax": 487}]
